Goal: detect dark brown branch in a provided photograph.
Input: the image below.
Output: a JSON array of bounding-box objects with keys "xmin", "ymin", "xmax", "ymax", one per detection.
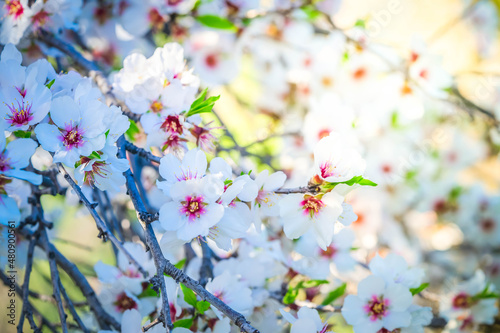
[
  {"xmin": 58, "ymin": 280, "xmax": 90, "ymax": 333},
  {"xmin": 57, "ymin": 163, "xmax": 148, "ymax": 278},
  {"xmin": 125, "ymin": 140, "xmax": 162, "ymax": 164},
  {"xmin": 118, "ymin": 136, "xmax": 260, "ymax": 333},
  {"xmin": 0, "ymin": 270, "xmax": 55, "ymax": 333},
  {"xmin": 39, "ymin": 226, "xmax": 69, "ymax": 333},
  {"xmin": 199, "ymin": 238, "xmax": 214, "ymax": 287},
  {"xmin": 17, "ymin": 234, "xmax": 39, "ymax": 333},
  {"xmin": 17, "ymin": 228, "xmax": 120, "ymax": 330}
]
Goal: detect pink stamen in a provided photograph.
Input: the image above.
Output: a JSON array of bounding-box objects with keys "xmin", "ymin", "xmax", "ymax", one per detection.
[{"xmin": 180, "ymin": 196, "xmax": 206, "ymax": 222}]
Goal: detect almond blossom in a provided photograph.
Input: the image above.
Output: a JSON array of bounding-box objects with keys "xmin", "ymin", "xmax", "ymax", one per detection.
[{"xmin": 342, "ymin": 275, "xmax": 413, "ymax": 333}]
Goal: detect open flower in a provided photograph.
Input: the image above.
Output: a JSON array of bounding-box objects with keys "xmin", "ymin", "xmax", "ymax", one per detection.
[
  {"xmin": 279, "ymin": 191, "xmax": 344, "ymax": 250},
  {"xmin": 0, "ymin": 136, "xmax": 41, "ymax": 185},
  {"xmin": 35, "ymin": 95, "xmax": 108, "ymax": 166},
  {"xmin": 314, "ymin": 133, "xmax": 366, "ymax": 183},
  {"xmin": 0, "ymin": 44, "xmax": 52, "ymax": 131},
  {"xmin": 74, "ymin": 155, "xmax": 129, "ymax": 192},
  {"xmin": 342, "ymin": 275, "xmax": 413, "ymax": 333},
  {"xmin": 206, "ymin": 270, "xmax": 253, "ymax": 318},
  {"xmin": 159, "ymin": 176, "xmax": 224, "ymax": 242},
  {"xmin": 281, "ymin": 307, "xmax": 332, "ymax": 333}
]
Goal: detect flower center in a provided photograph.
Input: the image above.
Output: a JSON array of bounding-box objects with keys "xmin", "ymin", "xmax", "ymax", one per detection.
[
  {"xmin": 113, "ymin": 292, "xmax": 138, "ymax": 312},
  {"xmin": 319, "ymin": 161, "xmax": 338, "ymax": 179},
  {"xmin": 6, "ymin": 0, "xmax": 24, "ymax": 19},
  {"xmin": 5, "ymin": 99, "xmax": 33, "ymax": 127},
  {"xmin": 93, "ymin": 3, "xmax": 113, "ymax": 25},
  {"xmin": 180, "ymin": 196, "xmax": 206, "ymax": 222},
  {"xmin": 61, "ymin": 126, "xmax": 84, "ymax": 149},
  {"xmin": 301, "ymin": 195, "xmax": 324, "ymax": 218},
  {"xmin": 319, "ymin": 245, "xmax": 337, "ymax": 259},
  {"xmin": 82, "ymin": 160, "xmax": 109, "ymax": 185},
  {"xmin": 205, "ymin": 54, "xmax": 219, "ymax": 69},
  {"xmin": 150, "ymin": 100, "xmax": 163, "ymax": 113},
  {"xmin": 148, "ymin": 8, "xmax": 165, "ymax": 30},
  {"xmin": 0, "ymin": 153, "xmax": 12, "ymax": 172},
  {"xmin": 480, "ymin": 218, "xmax": 495, "ymax": 232},
  {"xmin": 121, "ymin": 267, "xmax": 141, "ymax": 278},
  {"xmin": 31, "ymin": 9, "xmax": 50, "ymax": 26},
  {"xmin": 452, "ymin": 292, "xmax": 472, "ymax": 309},
  {"xmin": 364, "ymin": 295, "xmax": 389, "ymax": 321},
  {"xmin": 161, "ymin": 115, "xmax": 183, "ymax": 135},
  {"xmin": 317, "ymin": 129, "xmax": 330, "ymax": 140},
  {"xmin": 353, "ymin": 67, "xmax": 367, "ymax": 80}
]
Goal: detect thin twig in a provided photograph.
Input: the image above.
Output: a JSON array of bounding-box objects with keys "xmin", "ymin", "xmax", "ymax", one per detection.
[
  {"xmin": 125, "ymin": 140, "xmax": 162, "ymax": 164},
  {"xmin": 17, "ymin": 234, "xmax": 39, "ymax": 333},
  {"xmin": 0, "ymin": 270, "xmax": 55, "ymax": 333},
  {"xmin": 118, "ymin": 136, "xmax": 260, "ymax": 333},
  {"xmin": 17, "ymin": 227, "xmax": 120, "ymax": 330},
  {"xmin": 39, "ymin": 226, "xmax": 69, "ymax": 333},
  {"xmin": 58, "ymin": 163, "xmax": 148, "ymax": 278},
  {"xmin": 58, "ymin": 280, "xmax": 90, "ymax": 333},
  {"xmin": 199, "ymin": 238, "xmax": 213, "ymax": 287}
]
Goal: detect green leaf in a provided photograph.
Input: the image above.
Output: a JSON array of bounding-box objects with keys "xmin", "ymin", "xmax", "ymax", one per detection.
[
  {"xmin": 409, "ymin": 282, "xmax": 429, "ymax": 296},
  {"xmin": 125, "ymin": 119, "xmax": 140, "ymax": 142},
  {"xmin": 137, "ymin": 283, "xmax": 159, "ymax": 298},
  {"xmin": 180, "ymin": 283, "xmax": 198, "ymax": 307},
  {"xmin": 321, "ymin": 283, "xmax": 347, "ymax": 305},
  {"xmin": 301, "ymin": 279, "xmax": 329, "ymax": 289},
  {"xmin": 323, "ymin": 176, "xmax": 378, "ymax": 189},
  {"xmin": 354, "ymin": 19, "xmax": 366, "ymax": 28},
  {"xmin": 195, "ymin": 300, "xmax": 211, "ymax": 314},
  {"xmin": 283, "ymin": 287, "xmax": 300, "ymax": 304},
  {"xmin": 185, "ymin": 89, "xmax": 220, "ymax": 118},
  {"xmin": 45, "ymin": 78, "xmax": 55, "ymax": 89},
  {"xmin": 88, "ymin": 151, "xmax": 102, "ymax": 160},
  {"xmin": 175, "ymin": 259, "xmax": 186, "ymax": 270},
  {"xmin": 173, "ymin": 318, "xmax": 193, "ymax": 329},
  {"xmin": 13, "ymin": 130, "xmax": 32, "ymax": 138},
  {"xmin": 283, "ymin": 279, "xmax": 329, "ymax": 304},
  {"xmin": 301, "ymin": 5, "xmax": 322, "ymax": 20},
  {"xmin": 196, "ymin": 15, "xmax": 237, "ymax": 32},
  {"xmin": 472, "ymin": 283, "xmax": 500, "ymax": 301}
]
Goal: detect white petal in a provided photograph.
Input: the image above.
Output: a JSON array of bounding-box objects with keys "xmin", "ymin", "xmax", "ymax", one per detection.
[
  {"xmin": 357, "ymin": 275, "xmax": 386, "ymax": 301},
  {"xmin": 50, "ymin": 96, "xmax": 80, "ymax": 128},
  {"xmin": 34, "ymin": 123, "xmax": 62, "ymax": 152}
]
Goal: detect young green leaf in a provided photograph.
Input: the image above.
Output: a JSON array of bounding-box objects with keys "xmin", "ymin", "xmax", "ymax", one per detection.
[
  {"xmin": 175, "ymin": 258, "xmax": 186, "ymax": 270},
  {"xmin": 45, "ymin": 78, "xmax": 55, "ymax": 89},
  {"xmin": 180, "ymin": 283, "xmax": 198, "ymax": 307},
  {"xmin": 321, "ymin": 283, "xmax": 347, "ymax": 306},
  {"xmin": 185, "ymin": 91, "xmax": 220, "ymax": 118},
  {"xmin": 173, "ymin": 318, "xmax": 193, "ymax": 329},
  {"xmin": 196, "ymin": 300, "xmax": 211, "ymax": 314},
  {"xmin": 13, "ymin": 130, "xmax": 32, "ymax": 138},
  {"xmin": 409, "ymin": 282, "xmax": 429, "ymax": 296},
  {"xmin": 196, "ymin": 15, "xmax": 237, "ymax": 32},
  {"xmin": 323, "ymin": 175, "xmax": 378, "ymax": 189}
]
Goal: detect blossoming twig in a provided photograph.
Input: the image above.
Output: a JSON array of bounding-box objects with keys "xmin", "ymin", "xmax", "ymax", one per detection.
[
  {"xmin": 124, "ymin": 140, "xmax": 162, "ymax": 164},
  {"xmin": 57, "ymin": 163, "xmax": 149, "ymax": 278},
  {"xmin": 118, "ymin": 136, "xmax": 261, "ymax": 333}
]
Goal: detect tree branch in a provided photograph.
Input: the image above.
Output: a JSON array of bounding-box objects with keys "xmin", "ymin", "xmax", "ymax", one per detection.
[
  {"xmin": 39, "ymin": 226, "xmax": 68, "ymax": 333},
  {"xmin": 117, "ymin": 136, "xmax": 260, "ymax": 333},
  {"xmin": 57, "ymin": 163, "xmax": 148, "ymax": 278}
]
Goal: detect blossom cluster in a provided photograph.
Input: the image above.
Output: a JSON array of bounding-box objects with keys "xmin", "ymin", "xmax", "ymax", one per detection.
[{"xmin": 1, "ymin": 1, "xmax": 500, "ymax": 333}]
